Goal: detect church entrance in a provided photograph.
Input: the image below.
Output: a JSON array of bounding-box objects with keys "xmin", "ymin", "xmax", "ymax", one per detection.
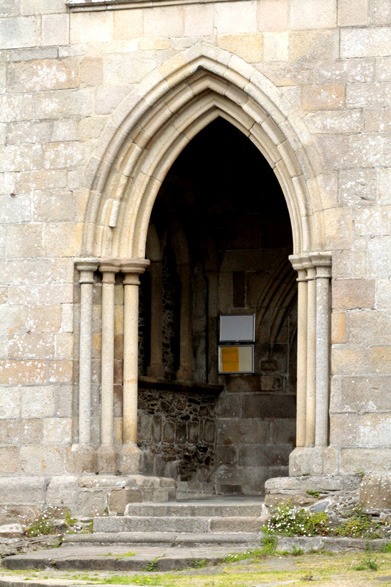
[{"xmin": 136, "ymin": 119, "xmax": 297, "ymax": 496}]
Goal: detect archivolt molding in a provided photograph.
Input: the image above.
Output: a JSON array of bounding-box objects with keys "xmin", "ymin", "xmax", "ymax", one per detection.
[{"xmin": 82, "ymin": 42, "xmax": 325, "ymax": 259}]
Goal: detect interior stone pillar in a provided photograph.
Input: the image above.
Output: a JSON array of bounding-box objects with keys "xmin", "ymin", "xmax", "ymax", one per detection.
[
  {"xmin": 176, "ymin": 263, "xmax": 192, "ymax": 381},
  {"xmin": 119, "ymin": 259, "xmax": 150, "ymax": 474},
  {"xmin": 206, "ymin": 271, "xmax": 219, "ymax": 384},
  {"xmin": 97, "ymin": 262, "xmax": 119, "ymax": 473},
  {"xmin": 70, "ymin": 261, "xmax": 98, "ymax": 473},
  {"xmin": 306, "ymin": 264, "xmax": 317, "ymax": 447},
  {"xmin": 147, "ymin": 260, "xmax": 165, "ymax": 378},
  {"xmin": 314, "ymin": 254, "xmax": 332, "ymax": 447}
]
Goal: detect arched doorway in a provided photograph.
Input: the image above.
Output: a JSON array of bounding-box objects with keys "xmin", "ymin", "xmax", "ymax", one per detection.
[
  {"xmin": 75, "ymin": 46, "xmax": 332, "ymax": 485},
  {"xmin": 137, "ymin": 118, "xmax": 297, "ymax": 495}
]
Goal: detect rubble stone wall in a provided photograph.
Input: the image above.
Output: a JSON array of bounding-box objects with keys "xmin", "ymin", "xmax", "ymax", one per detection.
[{"xmin": 138, "ymin": 385, "xmax": 218, "ymax": 492}]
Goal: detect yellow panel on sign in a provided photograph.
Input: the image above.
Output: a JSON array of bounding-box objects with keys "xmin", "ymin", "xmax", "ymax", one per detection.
[
  {"xmin": 219, "ymin": 345, "xmax": 254, "ymax": 373},
  {"xmin": 220, "ymin": 346, "xmax": 239, "ymax": 373}
]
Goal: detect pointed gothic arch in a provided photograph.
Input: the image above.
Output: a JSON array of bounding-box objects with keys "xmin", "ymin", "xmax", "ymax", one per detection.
[
  {"xmin": 81, "ymin": 43, "xmax": 325, "ymax": 260},
  {"xmin": 76, "ymin": 44, "xmax": 332, "ymax": 481}
]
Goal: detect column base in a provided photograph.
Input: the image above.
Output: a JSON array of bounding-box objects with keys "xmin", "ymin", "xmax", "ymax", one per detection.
[
  {"xmin": 97, "ymin": 445, "xmax": 118, "ymax": 474},
  {"xmin": 66, "ymin": 445, "xmax": 97, "ymax": 474},
  {"xmin": 118, "ymin": 444, "xmax": 142, "ymax": 474},
  {"xmin": 289, "ymin": 446, "xmax": 338, "ymax": 476}
]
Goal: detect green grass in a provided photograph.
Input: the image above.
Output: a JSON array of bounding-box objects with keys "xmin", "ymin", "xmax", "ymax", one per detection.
[
  {"xmin": 219, "ymin": 548, "xmax": 265, "ymax": 564},
  {"xmin": 102, "ymin": 552, "xmax": 137, "ymax": 559},
  {"xmin": 189, "ymin": 559, "xmax": 206, "ymax": 569},
  {"xmin": 99, "ymin": 576, "xmax": 161, "ymax": 585},
  {"xmin": 3, "ymin": 550, "xmax": 391, "ymax": 586},
  {"xmin": 353, "ymin": 554, "xmax": 379, "ymax": 571}
]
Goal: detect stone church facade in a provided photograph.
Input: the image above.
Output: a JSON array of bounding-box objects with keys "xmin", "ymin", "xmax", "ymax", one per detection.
[{"xmin": 1, "ymin": 0, "xmax": 391, "ymax": 516}]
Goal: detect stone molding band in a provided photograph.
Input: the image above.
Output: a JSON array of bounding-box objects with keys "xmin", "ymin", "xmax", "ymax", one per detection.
[
  {"xmin": 289, "ymin": 252, "xmax": 332, "ymax": 452},
  {"xmin": 66, "ymin": 0, "xmax": 248, "ymax": 11}
]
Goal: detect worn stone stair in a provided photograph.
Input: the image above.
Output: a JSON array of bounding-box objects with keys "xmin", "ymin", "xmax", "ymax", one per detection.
[
  {"xmin": 66, "ymin": 497, "xmax": 266, "ymax": 547},
  {"xmin": 2, "ymin": 498, "xmax": 266, "ymax": 571},
  {"xmin": 92, "ymin": 500, "xmax": 264, "ymax": 535}
]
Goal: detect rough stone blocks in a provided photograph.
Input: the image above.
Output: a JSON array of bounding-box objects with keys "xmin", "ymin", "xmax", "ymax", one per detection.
[{"xmin": 360, "ymin": 475, "xmax": 391, "ymax": 510}]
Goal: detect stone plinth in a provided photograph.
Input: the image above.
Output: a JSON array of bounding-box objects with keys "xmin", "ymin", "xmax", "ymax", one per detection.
[
  {"xmin": 360, "ymin": 475, "xmax": 391, "ymax": 512},
  {"xmin": 78, "ymin": 474, "xmax": 176, "ymax": 516},
  {"xmin": 265, "ymin": 474, "xmax": 361, "ymax": 507},
  {"xmin": 0, "ymin": 475, "xmax": 176, "ymax": 521}
]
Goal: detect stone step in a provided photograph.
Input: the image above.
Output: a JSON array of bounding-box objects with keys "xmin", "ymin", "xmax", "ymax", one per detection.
[
  {"xmin": 94, "ymin": 515, "xmax": 262, "ymax": 534},
  {"xmin": 63, "ymin": 531, "xmax": 262, "ymax": 547},
  {"xmin": 124, "ymin": 501, "xmax": 263, "ymax": 517},
  {"xmin": 4, "ymin": 536, "xmax": 391, "ymax": 575},
  {"xmin": 3, "ymin": 544, "xmax": 244, "ymax": 572}
]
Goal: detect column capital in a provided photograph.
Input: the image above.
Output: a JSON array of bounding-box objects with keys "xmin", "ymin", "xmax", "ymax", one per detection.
[
  {"xmin": 309, "ymin": 252, "xmax": 332, "ymax": 279},
  {"xmin": 121, "ymin": 259, "xmax": 150, "ymax": 285},
  {"xmin": 315, "ymin": 265, "xmax": 332, "ymax": 279},
  {"xmin": 100, "ymin": 262, "xmax": 119, "ymax": 284},
  {"xmin": 290, "ymin": 252, "xmax": 332, "ymax": 277},
  {"xmin": 76, "ymin": 260, "xmax": 99, "ymax": 284},
  {"xmin": 308, "ymin": 252, "xmax": 332, "ymax": 269},
  {"xmin": 289, "ymin": 253, "xmax": 311, "ymax": 272},
  {"xmin": 120, "ymin": 259, "xmax": 150, "ymax": 274}
]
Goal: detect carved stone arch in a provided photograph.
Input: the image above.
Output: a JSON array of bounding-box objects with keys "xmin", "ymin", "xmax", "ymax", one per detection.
[{"xmin": 81, "ymin": 43, "xmax": 325, "ymax": 260}]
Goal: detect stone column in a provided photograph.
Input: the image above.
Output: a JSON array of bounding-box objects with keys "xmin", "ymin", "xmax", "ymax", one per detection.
[
  {"xmin": 147, "ymin": 260, "xmax": 165, "ymax": 378},
  {"xmin": 306, "ymin": 264, "xmax": 317, "ymax": 447},
  {"xmin": 97, "ymin": 262, "xmax": 119, "ymax": 473},
  {"xmin": 290, "ymin": 257, "xmax": 308, "ymax": 448},
  {"xmin": 119, "ymin": 259, "xmax": 150, "ymax": 474},
  {"xmin": 177, "ymin": 263, "xmax": 192, "ymax": 381},
  {"xmin": 69, "ymin": 261, "xmax": 98, "ymax": 474},
  {"xmin": 289, "ymin": 252, "xmax": 332, "ymax": 476},
  {"xmin": 314, "ymin": 254, "xmax": 332, "ymax": 447}
]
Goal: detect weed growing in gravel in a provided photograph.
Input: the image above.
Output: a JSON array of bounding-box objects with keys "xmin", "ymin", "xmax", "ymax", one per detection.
[
  {"xmin": 190, "ymin": 559, "xmax": 206, "ymax": 569},
  {"xmin": 219, "ymin": 548, "xmax": 265, "ymax": 563},
  {"xmin": 265, "ymin": 501, "xmax": 329, "ymax": 537},
  {"xmin": 265, "ymin": 500, "xmax": 391, "ymax": 539},
  {"xmin": 260, "ymin": 532, "xmax": 277, "ymax": 555},
  {"xmin": 21, "ymin": 506, "xmax": 64, "ymax": 537},
  {"xmin": 20, "ymin": 506, "xmax": 95, "ymax": 537},
  {"xmin": 142, "ymin": 557, "xmax": 161, "ymax": 572},
  {"xmin": 334, "ymin": 505, "xmax": 383, "ymax": 539},
  {"xmin": 353, "ymin": 554, "xmax": 379, "ymax": 571}
]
